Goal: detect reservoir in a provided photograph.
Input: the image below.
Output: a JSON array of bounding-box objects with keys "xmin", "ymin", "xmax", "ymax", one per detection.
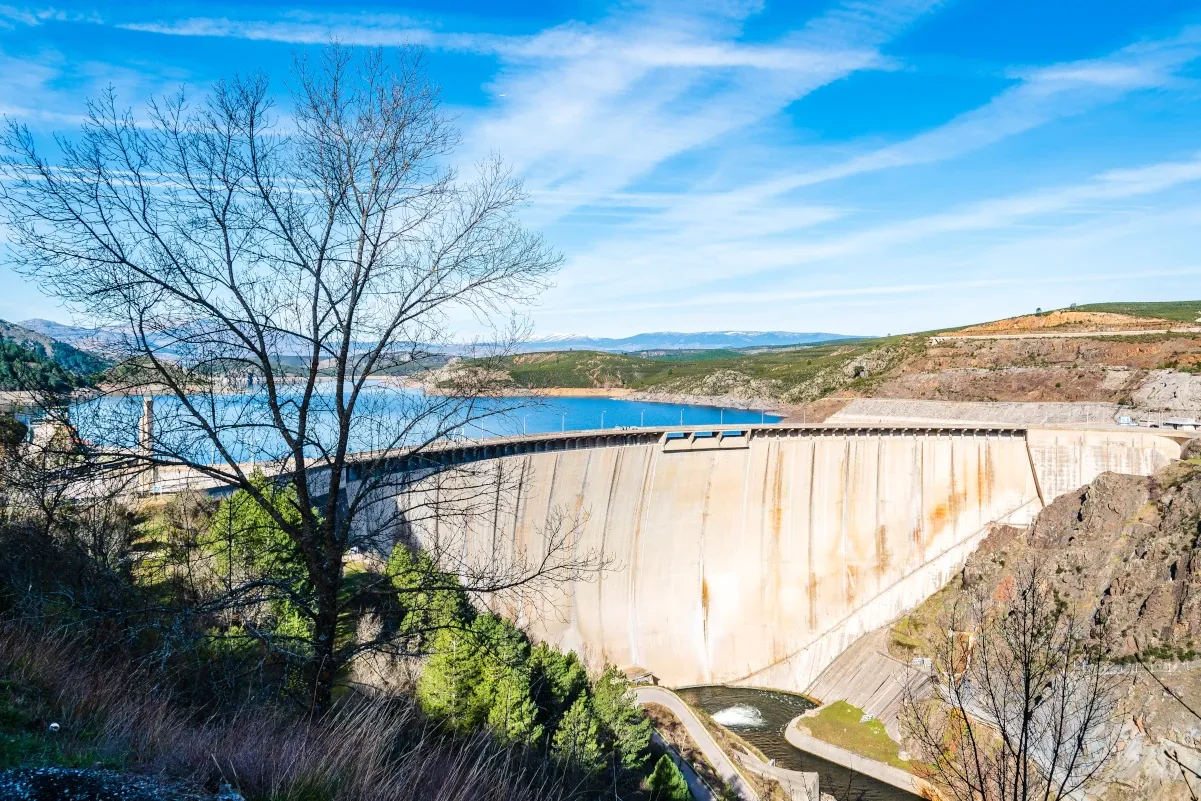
[
  {"xmin": 675, "ymin": 686, "xmax": 920, "ymax": 801},
  {"xmin": 73, "ymin": 385, "xmax": 780, "ymax": 462}
]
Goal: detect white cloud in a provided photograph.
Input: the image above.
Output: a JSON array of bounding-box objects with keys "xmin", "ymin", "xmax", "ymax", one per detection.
[{"xmin": 536, "ymin": 150, "xmax": 1201, "ymax": 328}]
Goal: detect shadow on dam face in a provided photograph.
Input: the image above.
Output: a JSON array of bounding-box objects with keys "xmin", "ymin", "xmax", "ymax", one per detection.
[{"xmin": 392, "ymin": 425, "xmax": 1181, "ymax": 693}]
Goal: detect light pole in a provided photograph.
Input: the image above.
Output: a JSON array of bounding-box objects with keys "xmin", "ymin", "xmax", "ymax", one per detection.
[
  {"xmin": 640, "ymin": 410, "xmax": 645, "ymax": 427},
  {"xmin": 720, "ymin": 409, "xmax": 724, "ymax": 425},
  {"xmin": 600, "ymin": 410, "xmax": 605, "ymax": 429},
  {"xmin": 680, "ymin": 409, "xmax": 683, "ymax": 426}
]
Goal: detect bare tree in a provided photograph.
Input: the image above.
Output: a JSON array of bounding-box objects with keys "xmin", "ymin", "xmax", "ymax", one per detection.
[
  {"xmin": 904, "ymin": 564, "xmax": 1124, "ymax": 801},
  {"xmin": 0, "ymin": 45, "xmax": 594, "ymax": 713}
]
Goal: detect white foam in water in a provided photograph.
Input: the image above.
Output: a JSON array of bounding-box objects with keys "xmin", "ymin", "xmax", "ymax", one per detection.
[{"xmin": 711, "ymin": 704, "xmax": 766, "ymax": 728}]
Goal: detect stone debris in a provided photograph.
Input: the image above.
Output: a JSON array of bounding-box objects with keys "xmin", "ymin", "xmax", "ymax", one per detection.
[{"xmin": 0, "ymin": 768, "xmax": 194, "ymax": 800}]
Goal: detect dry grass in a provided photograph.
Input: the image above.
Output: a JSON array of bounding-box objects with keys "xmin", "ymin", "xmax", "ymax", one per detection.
[
  {"xmin": 0, "ymin": 625, "xmax": 576, "ymax": 801},
  {"xmin": 641, "ymin": 702, "xmax": 733, "ymax": 797}
]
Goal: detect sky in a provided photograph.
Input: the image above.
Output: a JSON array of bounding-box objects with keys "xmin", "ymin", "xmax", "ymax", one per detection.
[{"xmin": 1, "ymin": 1, "xmax": 1201, "ymax": 338}]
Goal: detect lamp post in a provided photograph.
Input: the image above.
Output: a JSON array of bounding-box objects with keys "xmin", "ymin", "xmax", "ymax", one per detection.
[
  {"xmin": 600, "ymin": 410, "xmax": 605, "ymax": 429},
  {"xmin": 641, "ymin": 410, "xmax": 645, "ymax": 427}
]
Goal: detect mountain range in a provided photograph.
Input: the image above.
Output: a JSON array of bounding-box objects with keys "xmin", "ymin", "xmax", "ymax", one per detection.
[
  {"xmin": 18, "ymin": 320, "xmax": 863, "ymax": 357},
  {"xmin": 516, "ymin": 330, "xmax": 862, "ymax": 352}
]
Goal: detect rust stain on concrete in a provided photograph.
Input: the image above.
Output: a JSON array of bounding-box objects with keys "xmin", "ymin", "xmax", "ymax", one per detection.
[
  {"xmin": 876, "ymin": 524, "xmax": 890, "ymax": 576},
  {"xmin": 772, "ymin": 446, "xmax": 785, "ymax": 540},
  {"xmin": 846, "ymin": 563, "xmax": 862, "ymax": 606}
]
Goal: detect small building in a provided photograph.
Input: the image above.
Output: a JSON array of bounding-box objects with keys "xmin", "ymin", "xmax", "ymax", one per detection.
[{"xmin": 620, "ymin": 666, "xmax": 658, "ymax": 686}]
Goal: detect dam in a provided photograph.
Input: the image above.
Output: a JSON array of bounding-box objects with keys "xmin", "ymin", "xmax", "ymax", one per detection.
[{"xmin": 384, "ymin": 423, "xmax": 1183, "ymax": 693}]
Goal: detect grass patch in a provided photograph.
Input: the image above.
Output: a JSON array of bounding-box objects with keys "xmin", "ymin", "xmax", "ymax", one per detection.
[
  {"xmin": 799, "ymin": 701, "xmax": 910, "ymax": 771},
  {"xmin": 1074, "ymin": 300, "xmax": 1201, "ymax": 323}
]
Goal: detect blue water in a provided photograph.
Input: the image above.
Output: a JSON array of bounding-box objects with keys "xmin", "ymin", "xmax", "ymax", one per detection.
[{"xmin": 72, "ymin": 383, "xmax": 778, "ymax": 463}]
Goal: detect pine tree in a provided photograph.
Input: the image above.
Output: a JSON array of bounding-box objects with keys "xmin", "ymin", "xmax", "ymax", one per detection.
[
  {"xmin": 387, "ymin": 544, "xmax": 472, "ymax": 648},
  {"xmin": 530, "ymin": 642, "xmax": 588, "ymax": 722},
  {"xmin": 487, "ymin": 669, "xmax": 544, "ymax": 744},
  {"xmin": 648, "ymin": 754, "xmax": 691, "ymax": 801},
  {"xmin": 203, "ymin": 473, "xmax": 312, "ymax": 647},
  {"xmin": 591, "ymin": 665, "xmax": 652, "ymax": 773},
  {"xmin": 471, "ymin": 614, "xmax": 541, "ymax": 744},
  {"xmin": 417, "ymin": 627, "xmax": 486, "ymax": 731},
  {"xmin": 551, "ymin": 695, "xmax": 603, "ymax": 773}
]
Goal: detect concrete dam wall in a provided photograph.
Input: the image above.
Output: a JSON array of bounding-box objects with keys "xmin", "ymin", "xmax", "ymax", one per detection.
[{"xmin": 394, "ymin": 425, "xmax": 1181, "ymax": 692}]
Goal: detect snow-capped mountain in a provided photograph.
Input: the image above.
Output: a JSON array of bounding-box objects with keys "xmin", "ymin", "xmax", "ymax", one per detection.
[{"xmin": 517, "ymin": 330, "xmax": 863, "ymax": 352}]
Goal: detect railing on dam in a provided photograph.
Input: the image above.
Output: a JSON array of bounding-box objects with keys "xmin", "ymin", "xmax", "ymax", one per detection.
[
  {"xmin": 149, "ymin": 421, "xmax": 1181, "ymax": 497},
  {"xmin": 342, "ymin": 424, "xmax": 1032, "ymax": 481}
]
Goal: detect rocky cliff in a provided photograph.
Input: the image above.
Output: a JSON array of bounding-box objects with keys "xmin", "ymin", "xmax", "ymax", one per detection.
[{"xmin": 894, "ymin": 456, "xmax": 1201, "ymax": 800}]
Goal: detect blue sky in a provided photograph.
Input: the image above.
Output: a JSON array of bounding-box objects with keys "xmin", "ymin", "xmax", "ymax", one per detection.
[{"xmin": 2, "ymin": 1, "xmax": 1201, "ymax": 337}]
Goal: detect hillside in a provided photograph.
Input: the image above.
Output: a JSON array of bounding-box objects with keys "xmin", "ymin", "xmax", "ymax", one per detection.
[
  {"xmin": 469, "ymin": 338, "xmax": 912, "ymax": 403},
  {"xmin": 0, "ymin": 320, "xmax": 109, "ymax": 376},
  {"xmin": 458, "ymin": 304, "xmax": 1201, "ymax": 417},
  {"xmin": 890, "ymin": 460, "xmax": 1201, "ymax": 801},
  {"xmin": 948, "ymin": 308, "xmax": 1185, "ymax": 335},
  {"xmin": 1076, "ymin": 299, "xmax": 1201, "ymax": 323},
  {"xmin": 0, "ymin": 340, "xmax": 82, "ymax": 393}
]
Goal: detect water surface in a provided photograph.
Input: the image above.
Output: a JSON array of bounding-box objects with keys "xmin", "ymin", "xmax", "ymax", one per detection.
[
  {"xmin": 72, "ymin": 384, "xmax": 779, "ymax": 462},
  {"xmin": 675, "ymin": 685, "xmax": 919, "ymax": 801}
]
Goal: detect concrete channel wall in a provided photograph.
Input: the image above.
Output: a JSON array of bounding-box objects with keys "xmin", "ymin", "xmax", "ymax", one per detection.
[{"xmin": 390, "ymin": 425, "xmax": 1181, "ymax": 692}]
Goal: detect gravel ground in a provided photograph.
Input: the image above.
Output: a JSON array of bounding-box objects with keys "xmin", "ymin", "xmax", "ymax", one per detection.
[{"xmin": 0, "ymin": 768, "xmax": 201, "ymax": 800}]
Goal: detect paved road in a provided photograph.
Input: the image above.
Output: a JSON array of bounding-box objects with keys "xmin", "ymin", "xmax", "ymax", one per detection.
[
  {"xmin": 732, "ymin": 751, "xmax": 821, "ymax": 800},
  {"xmin": 648, "ymin": 730, "xmax": 718, "ymax": 801},
  {"xmin": 635, "ymin": 685, "xmax": 760, "ymax": 801}
]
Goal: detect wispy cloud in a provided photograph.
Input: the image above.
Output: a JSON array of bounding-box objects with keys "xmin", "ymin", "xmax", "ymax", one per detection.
[
  {"xmin": 754, "ymin": 26, "xmax": 1201, "ymax": 194},
  {"xmin": 460, "ymin": 1, "xmax": 936, "ymax": 226},
  {"xmin": 538, "ymin": 149, "xmax": 1201, "ymax": 326},
  {"xmin": 2, "ymin": 1, "xmax": 1200, "ymax": 334}
]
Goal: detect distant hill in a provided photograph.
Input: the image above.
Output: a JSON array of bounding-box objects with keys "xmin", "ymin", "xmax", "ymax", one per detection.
[
  {"xmin": 17, "ymin": 318, "xmax": 130, "ymax": 357},
  {"xmin": 0, "ymin": 319, "xmax": 110, "ymax": 376},
  {"xmin": 519, "ymin": 331, "xmax": 862, "ymax": 353}
]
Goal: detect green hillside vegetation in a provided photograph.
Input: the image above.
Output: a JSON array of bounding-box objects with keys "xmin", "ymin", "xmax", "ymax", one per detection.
[
  {"xmin": 470, "ymin": 336, "xmax": 921, "ymax": 403},
  {"xmin": 0, "ymin": 320, "xmax": 109, "ymax": 377},
  {"xmin": 0, "ymin": 472, "xmax": 664, "ymax": 799},
  {"xmin": 1075, "ymin": 300, "xmax": 1201, "ymax": 323},
  {"xmin": 0, "ymin": 339, "xmax": 84, "ymax": 393}
]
